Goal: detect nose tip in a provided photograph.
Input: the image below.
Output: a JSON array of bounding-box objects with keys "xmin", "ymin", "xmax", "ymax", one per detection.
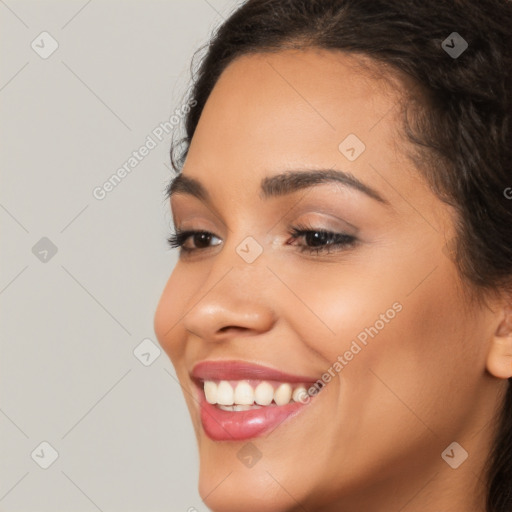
[{"xmin": 183, "ymin": 267, "xmax": 277, "ymax": 342}]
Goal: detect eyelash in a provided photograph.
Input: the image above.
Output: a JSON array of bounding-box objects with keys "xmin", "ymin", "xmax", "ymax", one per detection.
[{"xmin": 167, "ymin": 223, "xmax": 357, "ymax": 256}]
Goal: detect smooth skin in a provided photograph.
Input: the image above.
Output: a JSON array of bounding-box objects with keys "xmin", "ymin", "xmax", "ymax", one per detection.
[{"xmin": 154, "ymin": 49, "xmax": 512, "ymax": 512}]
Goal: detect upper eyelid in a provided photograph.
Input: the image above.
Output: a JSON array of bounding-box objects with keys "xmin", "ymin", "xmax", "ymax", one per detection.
[
  {"xmin": 170, "ymin": 201, "xmax": 229, "ymax": 234},
  {"xmin": 170, "ymin": 191, "xmax": 369, "ymax": 234},
  {"xmin": 173, "ymin": 211, "xmax": 358, "ymax": 233}
]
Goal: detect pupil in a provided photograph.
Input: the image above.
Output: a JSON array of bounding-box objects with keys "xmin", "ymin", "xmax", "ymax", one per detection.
[
  {"xmin": 308, "ymin": 231, "xmax": 330, "ymax": 247},
  {"xmin": 195, "ymin": 233, "xmax": 211, "ymax": 248}
]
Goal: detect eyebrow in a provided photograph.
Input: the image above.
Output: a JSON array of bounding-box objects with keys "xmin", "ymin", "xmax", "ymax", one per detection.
[{"xmin": 166, "ymin": 168, "xmax": 389, "ymax": 205}]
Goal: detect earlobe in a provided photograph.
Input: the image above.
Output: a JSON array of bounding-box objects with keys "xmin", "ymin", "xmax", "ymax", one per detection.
[{"xmin": 486, "ymin": 305, "xmax": 512, "ymax": 379}]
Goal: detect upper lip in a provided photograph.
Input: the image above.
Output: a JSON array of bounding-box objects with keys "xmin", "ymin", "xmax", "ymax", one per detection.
[{"xmin": 191, "ymin": 360, "xmax": 318, "ymax": 383}]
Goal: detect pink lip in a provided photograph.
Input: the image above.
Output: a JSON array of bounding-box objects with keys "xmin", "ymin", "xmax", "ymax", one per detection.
[
  {"xmin": 190, "ymin": 360, "xmax": 320, "ymax": 441},
  {"xmin": 191, "ymin": 360, "xmax": 318, "ymax": 383}
]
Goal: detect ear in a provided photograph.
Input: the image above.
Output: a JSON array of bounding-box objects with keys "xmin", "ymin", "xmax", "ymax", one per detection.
[{"xmin": 486, "ymin": 302, "xmax": 512, "ymax": 379}]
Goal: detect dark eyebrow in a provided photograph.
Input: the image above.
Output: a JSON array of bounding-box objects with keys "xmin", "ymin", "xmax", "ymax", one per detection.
[
  {"xmin": 167, "ymin": 173, "xmax": 209, "ymax": 201},
  {"xmin": 260, "ymin": 169, "xmax": 388, "ymax": 204},
  {"xmin": 167, "ymin": 168, "xmax": 389, "ymax": 205}
]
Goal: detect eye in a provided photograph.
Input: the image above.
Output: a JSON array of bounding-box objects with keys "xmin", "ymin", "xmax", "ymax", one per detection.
[
  {"xmin": 166, "ymin": 224, "xmax": 357, "ymax": 256},
  {"xmin": 167, "ymin": 229, "xmax": 222, "ymax": 254},
  {"xmin": 287, "ymin": 223, "xmax": 357, "ymax": 254}
]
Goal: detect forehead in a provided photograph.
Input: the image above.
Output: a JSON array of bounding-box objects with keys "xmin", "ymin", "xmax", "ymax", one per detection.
[{"xmin": 182, "ymin": 48, "xmax": 408, "ymax": 197}]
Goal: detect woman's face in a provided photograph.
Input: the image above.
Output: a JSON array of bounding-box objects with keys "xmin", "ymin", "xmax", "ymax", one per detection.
[{"xmin": 154, "ymin": 49, "xmax": 500, "ymax": 511}]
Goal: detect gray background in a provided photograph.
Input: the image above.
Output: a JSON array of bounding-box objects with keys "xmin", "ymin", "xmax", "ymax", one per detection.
[{"xmin": 0, "ymin": 1, "xmax": 240, "ymax": 510}]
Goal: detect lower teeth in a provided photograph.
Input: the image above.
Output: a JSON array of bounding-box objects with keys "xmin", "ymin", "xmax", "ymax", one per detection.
[
  {"xmin": 216, "ymin": 402, "xmax": 295, "ymax": 411},
  {"xmin": 217, "ymin": 404, "xmax": 262, "ymax": 411}
]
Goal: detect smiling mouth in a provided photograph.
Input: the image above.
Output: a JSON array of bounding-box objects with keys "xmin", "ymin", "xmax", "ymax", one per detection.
[{"xmin": 190, "ymin": 360, "xmax": 324, "ymax": 440}]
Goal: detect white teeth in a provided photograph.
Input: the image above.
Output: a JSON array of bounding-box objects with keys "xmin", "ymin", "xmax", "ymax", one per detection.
[
  {"xmin": 202, "ymin": 380, "xmax": 319, "ymax": 407},
  {"xmin": 254, "ymin": 381, "xmax": 274, "ymax": 406},
  {"xmin": 292, "ymin": 386, "xmax": 308, "ymax": 403},
  {"xmin": 234, "ymin": 381, "xmax": 254, "ymax": 405},
  {"xmin": 274, "ymin": 383, "xmax": 292, "ymax": 406},
  {"xmin": 218, "ymin": 404, "xmax": 261, "ymax": 412},
  {"xmin": 204, "ymin": 381, "xmax": 218, "ymax": 404},
  {"xmin": 216, "ymin": 380, "xmax": 234, "ymax": 405}
]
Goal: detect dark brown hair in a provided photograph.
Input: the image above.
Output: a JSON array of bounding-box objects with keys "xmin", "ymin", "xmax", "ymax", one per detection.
[{"xmin": 170, "ymin": 1, "xmax": 512, "ymax": 509}]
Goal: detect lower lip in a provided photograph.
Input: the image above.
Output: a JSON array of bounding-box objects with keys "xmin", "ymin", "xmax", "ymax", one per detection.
[{"xmin": 198, "ymin": 392, "xmax": 309, "ymax": 441}]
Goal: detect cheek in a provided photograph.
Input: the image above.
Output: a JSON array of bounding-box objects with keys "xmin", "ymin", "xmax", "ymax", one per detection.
[
  {"xmin": 342, "ymin": 266, "xmax": 481, "ymax": 444},
  {"xmin": 272, "ymin": 255, "xmax": 409, "ymax": 363},
  {"xmin": 154, "ymin": 265, "xmax": 192, "ymax": 362},
  {"xmin": 281, "ymin": 250, "xmax": 479, "ymax": 430}
]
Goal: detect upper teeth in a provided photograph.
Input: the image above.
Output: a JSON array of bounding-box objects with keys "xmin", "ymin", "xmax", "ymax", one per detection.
[{"xmin": 203, "ymin": 380, "xmax": 310, "ymax": 406}]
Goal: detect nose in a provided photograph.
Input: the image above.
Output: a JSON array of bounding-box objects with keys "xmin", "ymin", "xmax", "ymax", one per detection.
[{"xmin": 183, "ymin": 264, "xmax": 277, "ymax": 343}]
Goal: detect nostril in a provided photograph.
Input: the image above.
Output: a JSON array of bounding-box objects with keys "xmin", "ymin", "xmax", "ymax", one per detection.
[{"xmin": 218, "ymin": 325, "xmax": 246, "ymax": 333}]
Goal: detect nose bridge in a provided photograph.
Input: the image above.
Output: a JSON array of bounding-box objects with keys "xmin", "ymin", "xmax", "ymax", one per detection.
[
  {"xmin": 183, "ymin": 240, "xmax": 277, "ymax": 339},
  {"xmin": 205, "ymin": 219, "xmax": 275, "ymax": 294}
]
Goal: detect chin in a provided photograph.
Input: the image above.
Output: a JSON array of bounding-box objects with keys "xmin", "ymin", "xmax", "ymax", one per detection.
[{"xmin": 198, "ymin": 467, "xmax": 305, "ymax": 512}]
